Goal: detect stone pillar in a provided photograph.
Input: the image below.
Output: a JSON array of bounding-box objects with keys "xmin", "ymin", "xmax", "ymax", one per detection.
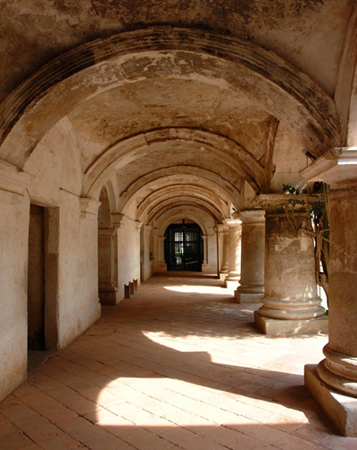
[
  {"xmin": 317, "ymin": 186, "xmax": 357, "ymax": 396},
  {"xmin": 202, "ymin": 235, "xmax": 208, "ymax": 265},
  {"xmin": 158, "ymin": 235, "xmax": 166, "ymax": 271},
  {"xmin": 218, "ymin": 224, "xmax": 229, "ymax": 277},
  {"xmin": 301, "ymin": 147, "xmax": 357, "ymax": 436},
  {"xmin": 225, "ymin": 216, "xmax": 242, "ymax": 290},
  {"xmin": 254, "ymin": 207, "xmax": 326, "ymax": 334},
  {"xmin": 235, "ymin": 210, "xmax": 265, "ymax": 303},
  {"xmin": 98, "ymin": 227, "xmax": 118, "ymax": 305},
  {"xmin": 0, "ymin": 161, "xmax": 31, "ymax": 401},
  {"xmin": 141, "ymin": 225, "xmax": 152, "ymax": 282}
]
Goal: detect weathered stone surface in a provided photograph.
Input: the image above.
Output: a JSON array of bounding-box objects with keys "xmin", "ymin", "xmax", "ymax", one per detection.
[
  {"xmin": 0, "ymin": 6, "xmax": 356, "ymax": 442},
  {"xmin": 256, "ymin": 210, "xmax": 325, "ymax": 325}
]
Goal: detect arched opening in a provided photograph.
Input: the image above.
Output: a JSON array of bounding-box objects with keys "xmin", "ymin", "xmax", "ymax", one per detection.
[
  {"xmin": 27, "ymin": 203, "xmax": 59, "ymax": 371},
  {"xmin": 164, "ymin": 220, "xmax": 203, "ymax": 272}
]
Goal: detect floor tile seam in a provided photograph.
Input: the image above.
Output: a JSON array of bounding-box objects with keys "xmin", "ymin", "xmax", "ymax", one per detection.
[
  {"xmin": 2, "ymin": 422, "xmax": 40, "ymax": 448},
  {"xmin": 222, "ymin": 422, "xmax": 289, "ymax": 447},
  {"xmin": 0, "ymin": 396, "xmax": 47, "ymax": 422},
  {"xmin": 120, "ymin": 394, "xmax": 246, "ymax": 427},
  {"xmin": 39, "ymin": 387, "xmax": 101, "ymax": 416},
  {"xmin": 217, "ymin": 395, "xmax": 314, "ymax": 423},
  {"xmin": 59, "ymin": 357, "xmax": 136, "ymax": 380},
  {"xmin": 46, "ymin": 352, "xmax": 142, "ymax": 384},
  {"xmin": 4, "ymin": 412, "xmax": 71, "ymax": 445},
  {"xmin": 94, "ymin": 416, "xmax": 185, "ymax": 450}
]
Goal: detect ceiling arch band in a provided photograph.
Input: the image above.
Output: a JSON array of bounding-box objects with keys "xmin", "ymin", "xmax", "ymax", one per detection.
[
  {"xmin": 0, "ymin": 26, "xmax": 341, "ymax": 169},
  {"xmin": 83, "ymin": 127, "xmax": 267, "ymax": 198}
]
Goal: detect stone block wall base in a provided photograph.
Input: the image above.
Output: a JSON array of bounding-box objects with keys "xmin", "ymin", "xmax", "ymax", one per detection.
[
  {"xmin": 235, "ymin": 291, "xmax": 263, "ymax": 304},
  {"xmin": 254, "ymin": 311, "xmax": 328, "ymax": 335},
  {"xmin": 305, "ymin": 364, "xmax": 357, "ymax": 436},
  {"xmin": 99, "ymin": 289, "xmax": 120, "ymax": 305}
]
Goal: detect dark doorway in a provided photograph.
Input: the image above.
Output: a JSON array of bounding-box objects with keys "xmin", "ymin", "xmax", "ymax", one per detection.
[
  {"xmin": 165, "ymin": 221, "xmax": 203, "ymax": 271},
  {"xmin": 28, "ymin": 205, "xmax": 45, "ymax": 351},
  {"xmin": 27, "ymin": 204, "xmax": 59, "ymax": 360}
]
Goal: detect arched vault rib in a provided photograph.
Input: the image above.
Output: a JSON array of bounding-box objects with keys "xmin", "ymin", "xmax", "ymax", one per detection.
[
  {"xmin": 116, "ymin": 166, "xmax": 243, "ymax": 212},
  {"xmin": 156, "ymin": 207, "xmax": 217, "ymax": 237},
  {"xmin": 83, "ymin": 128, "xmax": 267, "ymax": 198},
  {"xmin": 147, "ymin": 198, "xmax": 223, "ymax": 225},
  {"xmin": 0, "ymin": 27, "xmax": 341, "ymax": 168},
  {"xmin": 135, "ymin": 185, "xmax": 227, "ymax": 222}
]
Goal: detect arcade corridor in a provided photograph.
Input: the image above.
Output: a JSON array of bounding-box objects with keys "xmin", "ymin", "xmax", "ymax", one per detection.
[{"xmin": 1, "ymin": 274, "xmax": 352, "ymax": 449}]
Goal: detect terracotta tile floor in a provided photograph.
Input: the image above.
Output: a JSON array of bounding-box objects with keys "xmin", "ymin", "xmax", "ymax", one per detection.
[{"xmin": 2, "ymin": 273, "xmax": 357, "ymax": 450}]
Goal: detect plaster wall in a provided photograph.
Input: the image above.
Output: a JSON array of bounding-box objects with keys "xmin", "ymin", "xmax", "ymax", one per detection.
[
  {"xmin": 0, "ymin": 193, "xmax": 29, "ymax": 401},
  {"xmin": 57, "ymin": 195, "xmax": 101, "ymax": 348},
  {"xmin": 23, "ymin": 119, "xmax": 101, "ymax": 349}
]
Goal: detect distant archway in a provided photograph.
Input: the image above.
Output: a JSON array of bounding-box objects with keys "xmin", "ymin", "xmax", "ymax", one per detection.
[{"xmin": 164, "ymin": 221, "xmax": 203, "ymax": 272}]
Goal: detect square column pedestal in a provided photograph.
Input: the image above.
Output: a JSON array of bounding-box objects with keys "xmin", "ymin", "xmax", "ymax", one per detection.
[{"xmin": 305, "ymin": 365, "xmax": 357, "ymax": 437}]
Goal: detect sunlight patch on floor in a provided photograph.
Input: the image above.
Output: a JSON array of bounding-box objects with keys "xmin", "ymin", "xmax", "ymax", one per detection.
[{"xmin": 164, "ymin": 285, "xmax": 230, "ymax": 295}]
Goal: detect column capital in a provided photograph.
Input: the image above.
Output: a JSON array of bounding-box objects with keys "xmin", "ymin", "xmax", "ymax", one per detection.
[
  {"xmin": 80, "ymin": 197, "xmax": 101, "ymax": 219},
  {"xmin": 216, "ymin": 223, "xmax": 229, "ymax": 232},
  {"xmin": 223, "ymin": 217, "xmax": 241, "ymax": 227},
  {"xmin": 0, "ymin": 159, "xmax": 31, "ymax": 209},
  {"xmin": 143, "ymin": 225, "xmax": 153, "ymax": 233},
  {"xmin": 300, "ymin": 146, "xmax": 357, "ymax": 188},
  {"xmin": 110, "ymin": 212, "xmax": 124, "ymax": 228},
  {"xmin": 253, "ymin": 193, "xmax": 308, "ymax": 212},
  {"xmin": 135, "ymin": 220, "xmax": 143, "ymax": 230},
  {"xmin": 239, "ymin": 209, "xmax": 265, "ymax": 224}
]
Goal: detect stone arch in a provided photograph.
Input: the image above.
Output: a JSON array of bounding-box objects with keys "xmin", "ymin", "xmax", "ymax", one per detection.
[
  {"xmin": 148, "ymin": 197, "xmax": 223, "ymax": 225},
  {"xmin": 156, "ymin": 207, "xmax": 216, "ymax": 239},
  {"xmin": 154, "ymin": 205, "xmax": 219, "ymax": 273},
  {"xmin": 83, "ymin": 128, "xmax": 266, "ymax": 198},
  {"xmin": 136, "ymin": 185, "xmax": 227, "ymax": 223},
  {"xmin": 0, "ymin": 27, "xmax": 340, "ymax": 169},
  {"xmin": 115, "ymin": 166, "xmax": 243, "ymax": 213}
]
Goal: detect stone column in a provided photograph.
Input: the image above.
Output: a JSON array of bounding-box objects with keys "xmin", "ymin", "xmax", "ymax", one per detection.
[
  {"xmin": 141, "ymin": 225, "xmax": 152, "ymax": 282},
  {"xmin": 159, "ymin": 235, "xmax": 166, "ymax": 270},
  {"xmin": 235, "ymin": 210, "xmax": 265, "ymax": 303},
  {"xmin": 253, "ymin": 195, "xmax": 326, "ymax": 335},
  {"xmin": 316, "ymin": 185, "xmax": 357, "ymax": 396},
  {"xmin": 218, "ymin": 224, "xmax": 229, "ymax": 277},
  {"xmin": 202, "ymin": 235, "xmax": 208, "ymax": 265},
  {"xmin": 225, "ymin": 216, "xmax": 242, "ymax": 290},
  {"xmin": 301, "ymin": 147, "xmax": 357, "ymax": 436}
]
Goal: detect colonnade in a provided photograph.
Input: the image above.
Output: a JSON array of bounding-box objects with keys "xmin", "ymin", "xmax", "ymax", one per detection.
[{"xmin": 217, "ymin": 149, "xmax": 357, "ymax": 435}]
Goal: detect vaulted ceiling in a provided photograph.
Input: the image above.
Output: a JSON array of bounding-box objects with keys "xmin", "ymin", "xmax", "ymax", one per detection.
[{"xmin": 0, "ymin": 1, "xmax": 355, "ymax": 226}]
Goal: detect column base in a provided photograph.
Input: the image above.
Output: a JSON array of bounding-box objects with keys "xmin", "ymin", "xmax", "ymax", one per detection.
[
  {"xmin": 305, "ymin": 364, "xmax": 357, "ymax": 437},
  {"xmin": 99, "ymin": 284, "xmax": 120, "ymax": 305},
  {"xmin": 235, "ymin": 291, "xmax": 263, "ymax": 304},
  {"xmin": 254, "ymin": 311, "xmax": 328, "ymax": 335}
]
